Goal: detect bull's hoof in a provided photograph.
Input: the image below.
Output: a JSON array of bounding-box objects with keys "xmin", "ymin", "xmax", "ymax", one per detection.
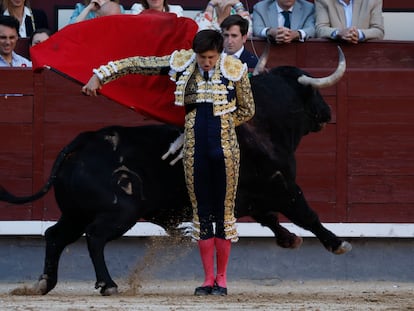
[
  {"xmin": 277, "ymin": 234, "xmax": 303, "ymax": 249},
  {"xmin": 96, "ymin": 281, "xmax": 119, "ymax": 296},
  {"xmin": 333, "ymin": 241, "xmax": 352, "ymax": 255},
  {"xmin": 101, "ymin": 286, "xmax": 118, "ymax": 296}
]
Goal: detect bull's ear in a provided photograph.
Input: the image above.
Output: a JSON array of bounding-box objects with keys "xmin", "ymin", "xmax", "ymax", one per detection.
[
  {"xmin": 297, "ymin": 46, "xmax": 346, "ymax": 88},
  {"xmin": 252, "ymin": 42, "xmax": 270, "ymax": 76}
]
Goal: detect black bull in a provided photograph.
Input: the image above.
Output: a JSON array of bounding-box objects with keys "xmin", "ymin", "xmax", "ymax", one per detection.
[{"xmin": 0, "ymin": 49, "xmax": 351, "ymax": 296}]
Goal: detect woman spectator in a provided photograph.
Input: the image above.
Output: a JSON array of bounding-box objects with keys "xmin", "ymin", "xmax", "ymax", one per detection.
[
  {"xmin": 130, "ymin": 0, "xmax": 183, "ymax": 17},
  {"xmin": 195, "ymin": 0, "xmax": 252, "ymax": 37},
  {"xmin": 0, "ymin": 0, "xmax": 48, "ymax": 38}
]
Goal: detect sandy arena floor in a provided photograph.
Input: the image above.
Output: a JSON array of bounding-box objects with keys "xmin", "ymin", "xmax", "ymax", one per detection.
[{"xmin": 1, "ymin": 280, "xmax": 413, "ymax": 311}]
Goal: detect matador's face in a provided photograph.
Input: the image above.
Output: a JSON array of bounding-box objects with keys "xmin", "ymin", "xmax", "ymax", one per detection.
[{"xmin": 196, "ymin": 50, "xmax": 220, "ymax": 72}]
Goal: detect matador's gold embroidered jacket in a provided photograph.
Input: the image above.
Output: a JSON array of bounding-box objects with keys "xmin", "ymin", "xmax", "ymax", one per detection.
[
  {"xmin": 94, "ymin": 49, "xmax": 255, "ymax": 242},
  {"xmin": 93, "ymin": 49, "xmax": 255, "ymax": 127}
]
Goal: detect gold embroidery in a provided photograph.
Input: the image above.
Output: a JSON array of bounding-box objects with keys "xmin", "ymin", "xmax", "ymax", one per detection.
[
  {"xmin": 170, "ymin": 49, "xmax": 195, "ymax": 72},
  {"xmin": 96, "ymin": 55, "xmax": 171, "ymax": 84},
  {"xmin": 221, "ymin": 54, "xmax": 246, "ymax": 81}
]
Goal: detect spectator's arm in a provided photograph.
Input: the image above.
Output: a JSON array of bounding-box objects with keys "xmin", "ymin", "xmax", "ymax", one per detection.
[
  {"xmin": 315, "ymin": 0, "xmax": 337, "ymax": 39},
  {"xmin": 359, "ymin": 0, "xmax": 384, "ymax": 40}
]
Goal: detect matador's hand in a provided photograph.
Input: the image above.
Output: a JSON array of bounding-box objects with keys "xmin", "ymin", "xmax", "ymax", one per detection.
[{"xmin": 82, "ymin": 74, "xmax": 102, "ymax": 96}]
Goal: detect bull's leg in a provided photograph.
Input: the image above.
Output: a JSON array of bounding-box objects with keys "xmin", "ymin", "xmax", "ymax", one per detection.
[
  {"xmin": 84, "ymin": 213, "xmax": 136, "ymax": 296},
  {"xmin": 279, "ymin": 185, "xmax": 351, "ymax": 254},
  {"xmin": 35, "ymin": 217, "xmax": 86, "ymax": 295},
  {"xmin": 252, "ymin": 212, "xmax": 303, "ymax": 249},
  {"xmin": 85, "ymin": 234, "xmax": 117, "ymax": 296}
]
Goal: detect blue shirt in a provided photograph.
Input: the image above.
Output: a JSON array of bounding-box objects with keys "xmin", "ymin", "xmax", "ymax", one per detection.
[{"xmin": 0, "ymin": 52, "xmax": 32, "ymax": 67}]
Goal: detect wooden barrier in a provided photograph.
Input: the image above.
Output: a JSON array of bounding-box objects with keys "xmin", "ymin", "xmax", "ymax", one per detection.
[{"xmin": 1, "ymin": 40, "xmax": 414, "ymax": 225}]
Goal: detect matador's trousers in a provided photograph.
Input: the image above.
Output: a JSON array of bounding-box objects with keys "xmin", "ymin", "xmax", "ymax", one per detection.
[{"xmin": 183, "ymin": 103, "xmax": 239, "ymax": 242}]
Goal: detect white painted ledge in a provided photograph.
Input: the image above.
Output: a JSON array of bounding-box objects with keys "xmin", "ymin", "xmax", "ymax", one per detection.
[{"xmin": 0, "ymin": 221, "xmax": 413, "ymax": 238}]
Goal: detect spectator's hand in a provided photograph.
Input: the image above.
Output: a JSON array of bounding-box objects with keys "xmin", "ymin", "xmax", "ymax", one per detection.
[
  {"xmin": 82, "ymin": 75, "xmax": 102, "ymax": 96},
  {"xmin": 91, "ymin": 0, "xmax": 108, "ymax": 11},
  {"xmin": 271, "ymin": 27, "xmax": 300, "ymax": 44},
  {"xmin": 216, "ymin": 0, "xmax": 234, "ymax": 24},
  {"xmin": 338, "ymin": 27, "xmax": 359, "ymax": 44}
]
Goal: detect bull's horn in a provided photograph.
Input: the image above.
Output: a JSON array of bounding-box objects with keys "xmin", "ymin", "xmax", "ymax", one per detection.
[
  {"xmin": 297, "ymin": 46, "xmax": 346, "ymax": 88},
  {"xmin": 252, "ymin": 41, "xmax": 270, "ymax": 76}
]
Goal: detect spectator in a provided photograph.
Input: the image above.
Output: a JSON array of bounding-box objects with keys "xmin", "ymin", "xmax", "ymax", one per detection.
[
  {"xmin": 0, "ymin": 15, "xmax": 31, "ymax": 66},
  {"xmin": 82, "ymin": 29, "xmax": 255, "ymax": 297},
  {"xmin": 30, "ymin": 27, "xmax": 51, "ymax": 46},
  {"xmin": 0, "ymin": 0, "xmax": 48, "ymax": 38},
  {"xmin": 69, "ymin": 0, "xmax": 125, "ymax": 24},
  {"xmin": 130, "ymin": 0, "xmax": 183, "ymax": 17},
  {"xmin": 252, "ymin": 0, "xmax": 315, "ymax": 43},
  {"xmin": 195, "ymin": 0, "xmax": 252, "ymax": 37},
  {"xmin": 97, "ymin": 1, "xmax": 121, "ymax": 17},
  {"xmin": 315, "ymin": 0, "xmax": 384, "ymax": 43},
  {"xmin": 220, "ymin": 14, "xmax": 257, "ymax": 69}
]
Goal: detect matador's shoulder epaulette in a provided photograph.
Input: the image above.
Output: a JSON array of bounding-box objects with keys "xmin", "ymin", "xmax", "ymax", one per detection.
[
  {"xmin": 220, "ymin": 54, "xmax": 247, "ymax": 82},
  {"xmin": 170, "ymin": 49, "xmax": 195, "ymax": 72}
]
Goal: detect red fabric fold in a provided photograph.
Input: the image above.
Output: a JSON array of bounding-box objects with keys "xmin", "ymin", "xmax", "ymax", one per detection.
[{"xmin": 30, "ymin": 12, "xmax": 198, "ymax": 126}]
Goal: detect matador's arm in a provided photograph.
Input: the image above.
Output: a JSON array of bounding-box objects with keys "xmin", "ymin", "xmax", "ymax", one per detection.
[
  {"xmin": 93, "ymin": 55, "xmax": 171, "ymax": 84},
  {"xmin": 233, "ymin": 70, "xmax": 255, "ymax": 126}
]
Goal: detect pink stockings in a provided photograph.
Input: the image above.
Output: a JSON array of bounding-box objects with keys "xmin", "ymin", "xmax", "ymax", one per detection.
[{"xmin": 197, "ymin": 237, "xmax": 231, "ymax": 288}]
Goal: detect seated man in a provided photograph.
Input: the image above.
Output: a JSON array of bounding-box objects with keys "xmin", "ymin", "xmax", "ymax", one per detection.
[
  {"xmin": 252, "ymin": 0, "xmax": 315, "ymax": 43},
  {"xmin": 220, "ymin": 15, "xmax": 258, "ymax": 70},
  {"xmin": 315, "ymin": 0, "xmax": 384, "ymax": 43},
  {"xmin": 0, "ymin": 15, "xmax": 31, "ymax": 67}
]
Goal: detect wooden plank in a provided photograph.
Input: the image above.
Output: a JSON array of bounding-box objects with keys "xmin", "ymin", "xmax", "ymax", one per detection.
[
  {"xmin": 348, "ymin": 203, "xmax": 414, "ymax": 223},
  {"xmin": 297, "ymin": 125, "xmax": 336, "ymax": 153},
  {"xmin": 310, "ymin": 41, "xmax": 414, "ymax": 69},
  {"xmin": 348, "ymin": 97, "xmax": 414, "ymax": 124},
  {"xmin": 42, "ymin": 69, "xmax": 159, "ymax": 126},
  {"xmin": 0, "ymin": 96, "xmax": 33, "ymax": 123},
  {"xmin": 0, "ymin": 69, "xmax": 33, "ymax": 94},
  {"xmin": 0, "ymin": 203, "xmax": 32, "ymax": 220},
  {"xmin": 348, "ymin": 70, "xmax": 414, "ymax": 96},
  {"xmin": 349, "ymin": 176, "xmax": 414, "ymax": 204},
  {"xmin": 348, "ymin": 123, "xmax": 414, "ymax": 175}
]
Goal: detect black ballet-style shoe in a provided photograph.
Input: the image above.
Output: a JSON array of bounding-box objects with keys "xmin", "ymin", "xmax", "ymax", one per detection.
[
  {"xmin": 211, "ymin": 283, "xmax": 227, "ymax": 296},
  {"xmin": 194, "ymin": 285, "xmax": 213, "ymax": 296}
]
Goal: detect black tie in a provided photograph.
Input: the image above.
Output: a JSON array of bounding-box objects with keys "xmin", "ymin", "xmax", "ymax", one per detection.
[
  {"xmin": 281, "ymin": 10, "xmax": 291, "ymax": 28},
  {"xmin": 203, "ymin": 71, "xmax": 209, "ymax": 81}
]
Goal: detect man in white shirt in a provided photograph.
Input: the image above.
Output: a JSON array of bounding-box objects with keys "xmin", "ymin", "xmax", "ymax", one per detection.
[{"xmin": 0, "ymin": 15, "xmax": 32, "ymax": 67}]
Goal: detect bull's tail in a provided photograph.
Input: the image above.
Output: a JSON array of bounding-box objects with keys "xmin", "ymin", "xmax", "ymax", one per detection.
[{"xmin": 0, "ymin": 131, "xmax": 95, "ymax": 204}]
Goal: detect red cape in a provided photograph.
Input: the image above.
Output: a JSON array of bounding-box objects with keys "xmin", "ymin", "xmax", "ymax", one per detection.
[{"xmin": 30, "ymin": 12, "xmax": 199, "ymax": 126}]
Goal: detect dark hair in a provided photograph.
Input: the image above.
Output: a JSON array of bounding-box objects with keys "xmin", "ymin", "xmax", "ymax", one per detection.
[
  {"xmin": 193, "ymin": 29, "xmax": 223, "ymax": 54},
  {"xmin": 141, "ymin": 0, "xmax": 170, "ymax": 12},
  {"xmin": 0, "ymin": 15, "xmax": 20, "ymax": 35},
  {"xmin": 220, "ymin": 14, "xmax": 249, "ymax": 36},
  {"xmin": 30, "ymin": 28, "xmax": 52, "ymax": 45}
]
